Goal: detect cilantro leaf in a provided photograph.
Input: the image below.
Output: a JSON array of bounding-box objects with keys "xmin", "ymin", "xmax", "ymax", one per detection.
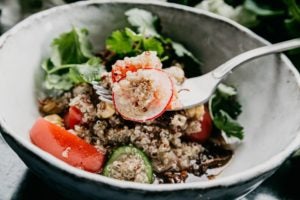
[
  {"xmin": 143, "ymin": 37, "xmax": 164, "ymax": 56},
  {"xmin": 125, "ymin": 28, "xmax": 143, "ymax": 41},
  {"xmin": 125, "ymin": 8, "xmax": 201, "ymax": 64},
  {"xmin": 213, "ymin": 110, "xmax": 244, "ymax": 140},
  {"xmin": 43, "ymin": 57, "xmax": 103, "ymax": 90},
  {"xmin": 105, "ymin": 28, "xmax": 164, "ymax": 56},
  {"xmin": 103, "ymin": 8, "xmax": 202, "ymax": 76},
  {"xmin": 211, "ymin": 84, "xmax": 242, "ymax": 118},
  {"xmin": 209, "ymin": 83, "xmax": 244, "ymax": 139},
  {"xmin": 125, "ymin": 8, "xmax": 160, "ymax": 37},
  {"xmin": 68, "ymin": 57, "xmax": 103, "ymax": 83},
  {"xmin": 42, "ymin": 28, "xmax": 103, "ymax": 91},
  {"xmin": 51, "ymin": 27, "xmax": 92, "ymax": 66},
  {"xmin": 171, "ymin": 41, "xmax": 201, "ymax": 64},
  {"xmin": 44, "ymin": 74, "xmax": 73, "ymax": 91},
  {"xmin": 106, "ymin": 30, "xmax": 135, "ymax": 55}
]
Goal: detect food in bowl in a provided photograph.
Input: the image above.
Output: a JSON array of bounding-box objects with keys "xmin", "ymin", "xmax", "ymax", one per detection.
[{"xmin": 30, "ymin": 8, "xmax": 244, "ymax": 184}]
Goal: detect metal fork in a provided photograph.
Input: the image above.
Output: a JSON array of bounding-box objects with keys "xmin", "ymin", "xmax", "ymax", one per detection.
[
  {"xmin": 93, "ymin": 38, "xmax": 300, "ymax": 111},
  {"xmin": 92, "ymin": 82, "xmax": 113, "ymax": 103}
]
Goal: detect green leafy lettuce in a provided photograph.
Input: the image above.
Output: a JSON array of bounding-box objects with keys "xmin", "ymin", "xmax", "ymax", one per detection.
[
  {"xmin": 42, "ymin": 27, "xmax": 103, "ymax": 91},
  {"xmin": 209, "ymin": 83, "xmax": 244, "ymax": 139}
]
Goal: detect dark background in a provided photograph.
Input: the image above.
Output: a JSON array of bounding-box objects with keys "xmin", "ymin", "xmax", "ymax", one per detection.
[{"xmin": 1, "ymin": 0, "xmax": 300, "ymax": 199}]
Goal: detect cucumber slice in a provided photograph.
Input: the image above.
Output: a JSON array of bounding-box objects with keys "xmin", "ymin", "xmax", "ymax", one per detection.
[{"xmin": 103, "ymin": 146, "xmax": 153, "ymax": 183}]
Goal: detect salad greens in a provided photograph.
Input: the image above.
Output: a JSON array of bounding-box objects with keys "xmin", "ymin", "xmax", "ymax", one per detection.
[
  {"xmin": 125, "ymin": 8, "xmax": 161, "ymax": 37},
  {"xmin": 104, "ymin": 8, "xmax": 201, "ymax": 77},
  {"xmin": 209, "ymin": 84, "xmax": 244, "ymax": 139},
  {"xmin": 106, "ymin": 28, "xmax": 164, "ymax": 57},
  {"xmin": 41, "ymin": 8, "xmax": 203, "ymax": 92},
  {"xmin": 40, "ymin": 8, "xmax": 244, "ymax": 140},
  {"xmin": 42, "ymin": 27, "xmax": 103, "ymax": 91}
]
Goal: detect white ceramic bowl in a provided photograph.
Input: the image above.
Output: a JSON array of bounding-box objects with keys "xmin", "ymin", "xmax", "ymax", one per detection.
[{"xmin": 1, "ymin": 1, "xmax": 300, "ymax": 199}]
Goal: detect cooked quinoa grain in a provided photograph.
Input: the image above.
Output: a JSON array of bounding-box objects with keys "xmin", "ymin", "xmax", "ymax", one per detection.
[
  {"xmin": 38, "ymin": 66, "xmax": 232, "ymax": 184},
  {"xmin": 105, "ymin": 154, "xmax": 149, "ymax": 183}
]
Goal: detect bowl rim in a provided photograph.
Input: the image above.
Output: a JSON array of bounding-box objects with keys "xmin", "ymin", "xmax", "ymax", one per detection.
[{"xmin": 1, "ymin": 0, "xmax": 300, "ymax": 191}]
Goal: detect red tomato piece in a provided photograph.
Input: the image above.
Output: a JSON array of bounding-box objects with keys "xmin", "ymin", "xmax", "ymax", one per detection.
[
  {"xmin": 64, "ymin": 106, "xmax": 83, "ymax": 129},
  {"xmin": 188, "ymin": 107, "xmax": 213, "ymax": 143},
  {"xmin": 30, "ymin": 118, "xmax": 105, "ymax": 172}
]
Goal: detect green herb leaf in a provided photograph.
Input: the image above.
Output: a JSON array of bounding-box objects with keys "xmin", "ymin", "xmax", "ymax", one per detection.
[
  {"xmin": 43, "ymin": 58, "xmax": 103, "ymax": 90},
  {"xmin": 51, "ymin": 27, "xmax": 92, "ymax": 66},
  {"xmin": 143, "ymin": 37, "xmax": 164, "ymax": 55},
  {"xmin": 42, "ymin": 28, "xmax": 103, "ymax": 91},
  {"xmin": 106, "ymin": 28, "xmax": 165, "ymax": 56},
  {"xmin": 44, "ymin": 74, "xmax": 73, "ymax": 91},
  {"xmin": 106, "ymin": 30, "xmax": 135, "ymax": 55},
  {"xmin": 125, "ymin": 8, "xmax": 160, "ymax": 37},
  {"xmin": 125, "ymin": 28, "xmax": 143, "ymax": 41},
  {"xmin": 124, "ymin": 8, "xmax": 201, "ymax": 70},
  {"xmin": 213, "ymin": 110, "xmax": 244, "ymax": 139},
  {"xmin": 68, "ymin": 57, "xmax": 103, "ymax": 83},
  {"xmin": 209, "ymin": 83, "xmax": 244, "ymax": 139},
  {"xmin": 171, "ymin": 41, "xmax": 201, "ymax": 64}
]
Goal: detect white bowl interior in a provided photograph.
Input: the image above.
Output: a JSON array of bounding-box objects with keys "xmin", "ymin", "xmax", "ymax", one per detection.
[{"xmin": 1, "ymin": 1, "xmax": 300, "ymax": 180}]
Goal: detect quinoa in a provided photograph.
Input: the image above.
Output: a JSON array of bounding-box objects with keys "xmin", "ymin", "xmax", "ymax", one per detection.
[
  {"xmin": 105, "ymin": 154, "xmax": 149, "ymax": 183},
  {"xmin": 38, "ymin": 60, "xmax": 232, "ymax": 184},
  {"xmin": 112, "ymin": 71, "xmax": 157, "ymax": 114},
  {"xmin": 35, "ymin": 17, "xmax": 237, "ymax": 185},
  {"xmin": 164, "ymin": 66, "xmax": 185, "ymax": 85}
]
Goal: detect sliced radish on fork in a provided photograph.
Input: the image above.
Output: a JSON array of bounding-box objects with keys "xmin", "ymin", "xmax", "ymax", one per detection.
[{"xmin": 112, "ymin": 68, "xmax": 173, "ymax": 122}]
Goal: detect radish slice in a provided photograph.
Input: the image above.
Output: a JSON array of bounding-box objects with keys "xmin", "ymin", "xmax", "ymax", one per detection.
[{"xmin": 113, "ymin": 69, "xmax": 173, "ymax": 122}]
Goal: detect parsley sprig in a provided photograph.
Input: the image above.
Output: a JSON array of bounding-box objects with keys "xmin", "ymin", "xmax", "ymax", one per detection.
[{"xmin": 209, "ymin": 83, "xmax": 244, "ymax": 139}]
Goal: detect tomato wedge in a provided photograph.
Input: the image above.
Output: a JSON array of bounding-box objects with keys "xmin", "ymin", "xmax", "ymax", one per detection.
[
  {"xmin": 113, "ymin": 69, "xmax": 173, "ymax": 122},
  {"xmin": 30, "ymin": 118, "xmax": 105, "ymax": 172},
  {"xmin": 188, "ymin": 106, "xmax": 213, "ymax": 143},
  {"xmin": 64, "ymin": 106, "xmax": 83, "ymax": 129}
]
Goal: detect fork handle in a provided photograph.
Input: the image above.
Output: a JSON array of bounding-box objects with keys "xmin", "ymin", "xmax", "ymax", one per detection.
[{"xmin": 212, "ymin": 38, "xmax": 300, "ymax": 79}]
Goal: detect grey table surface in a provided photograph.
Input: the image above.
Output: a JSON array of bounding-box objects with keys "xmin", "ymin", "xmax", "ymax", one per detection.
[{"xmin": 1, "ymin": 1, "xmax": 300, "ymax": 199}]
